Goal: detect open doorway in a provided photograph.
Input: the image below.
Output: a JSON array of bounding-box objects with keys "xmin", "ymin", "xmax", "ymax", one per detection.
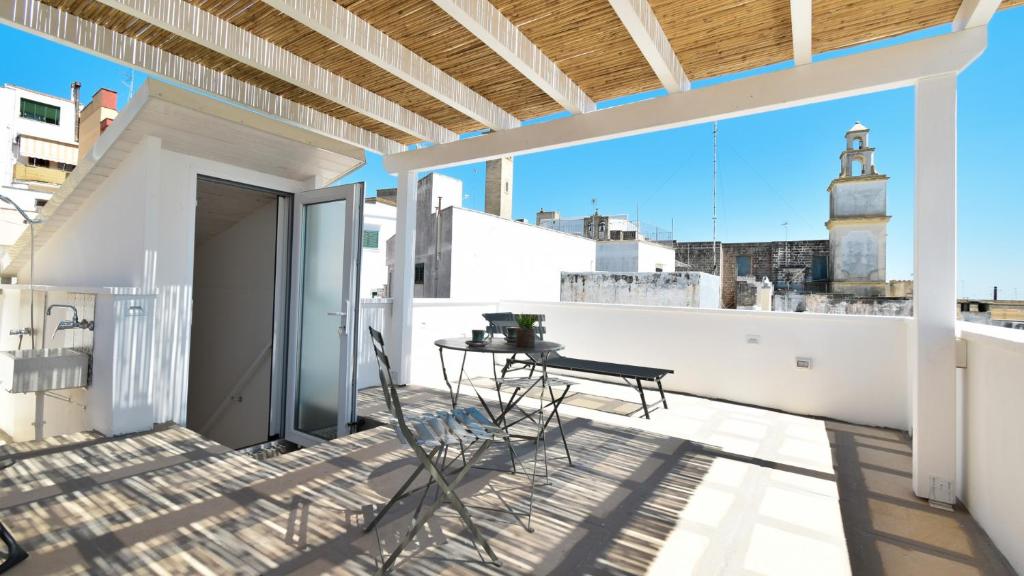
[{"xmin": 187, "ymin": 176, "xmax": 289, "ymax": 449}]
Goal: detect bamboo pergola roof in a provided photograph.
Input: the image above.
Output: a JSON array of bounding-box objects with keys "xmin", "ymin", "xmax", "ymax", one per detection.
[{"xmin": 7, "ymin": 0, "xmax": 1023, "ymax": 154}]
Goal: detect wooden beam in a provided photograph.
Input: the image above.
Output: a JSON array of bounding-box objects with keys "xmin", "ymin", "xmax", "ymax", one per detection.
[
  {"xmin": 383, "ymin": 27, "xmax": 986, "ymax": 173},
  {"xmin": 431, "ymin": 0, "xmax": 596, "ymax": 114},
  {"xmin": 0, "ymin": 0, "xmax": 402, "ymax": 154},
  {"xmin": 790, "ymin": 0, "xmax": 812, "ymax": 66},
  {"xmin": 608, "ymin": 0, "xmax": 689, "ymax": 92},
  {"xmin": 93, "ymin": 0, "xmax": 454, "ymax": 144},
  {"xmin": 262, "ymin": 0, "xmax": 519, "ymax": 131},
  {"xmin": 953, "ymin": 0, "xmax": 1001, "ymax": 31}
]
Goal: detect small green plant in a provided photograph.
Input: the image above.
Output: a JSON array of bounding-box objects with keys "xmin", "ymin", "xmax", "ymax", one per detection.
[{"xmin": 516, "ymin": 314, "xmax": 537, "ymax": 330}]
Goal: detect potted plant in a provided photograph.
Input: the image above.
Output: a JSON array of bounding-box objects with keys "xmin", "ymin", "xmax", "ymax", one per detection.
[{"xmin": 515, "ymin": 314, "xmax": 538, "ymax": 348}]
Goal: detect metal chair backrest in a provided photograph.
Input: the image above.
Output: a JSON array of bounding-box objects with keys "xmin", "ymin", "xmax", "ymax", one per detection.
[
  {"xmin": 368, "ymin": 326, "xmax": 418, "ymax": 447},
  {"xmin": 482, "ymin": 312, "xmax": 546, "ymax": 339}
]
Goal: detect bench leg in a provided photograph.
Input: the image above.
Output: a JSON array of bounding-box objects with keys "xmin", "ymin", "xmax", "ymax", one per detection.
[
  {"xmin": 636, "ymin": 378, "xmax": 650, "ymax": 419},
  {"xmin": 657, "ymin": 378, "xmax": 668, "ymax": 409}
]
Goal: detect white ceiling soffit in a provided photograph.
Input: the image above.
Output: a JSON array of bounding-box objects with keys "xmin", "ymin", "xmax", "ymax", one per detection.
[
  {"xmin": 430, "ymin": 0, "xmax": 597, "ymax": 114},
  {"xmin": 262, "ymin": 0, "xmax": 520, "ymax": 131},
  {"xmin": 608, "ymin": 0, "xmax": 690, "ymax": 92},
  {"xmin": 0, "ymin": 0, "xmax": 402, "ymax": 155},
  {"xmin": 953, "ymin": 0, "xmax": 1001, "ymax": 31},
  {"xmin": 94, "ymin": 0, "xmax": 454, "ymax": 144},
  {"xmin": 790, "ymin": 0, "xmax": 812, "ymax": 66}
]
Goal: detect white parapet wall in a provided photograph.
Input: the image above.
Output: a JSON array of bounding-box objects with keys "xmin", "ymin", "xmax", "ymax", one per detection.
[
  {"xmin": 502, "ymin": 300, "xmax": 910, "ymax": 429},
  {"xmin": 958, "ymin": 322, "xmax": 1024, "ymax": 575},
  {"xmin": 403, "ymin": 299, "xmax": 911, "ymax": 429}
]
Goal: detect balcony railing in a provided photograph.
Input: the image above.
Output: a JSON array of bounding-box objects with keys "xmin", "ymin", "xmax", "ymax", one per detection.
[{"xmin": 13, "ymin": 163, "xmax": 68, "ymax": 185}]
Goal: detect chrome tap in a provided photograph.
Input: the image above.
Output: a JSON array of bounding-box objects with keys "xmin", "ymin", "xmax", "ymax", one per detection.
[{"xmin": 46, "ymin": 304, "xmax": 91, "ymax": 342}]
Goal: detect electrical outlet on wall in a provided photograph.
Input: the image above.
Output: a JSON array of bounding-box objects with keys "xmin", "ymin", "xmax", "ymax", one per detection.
[{"xmin": 795, "ymin": 357, "xmax": 813, "ymax": 370}]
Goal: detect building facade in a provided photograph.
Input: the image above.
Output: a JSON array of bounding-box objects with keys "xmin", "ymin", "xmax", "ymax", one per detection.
[{"xmin": 0, "ymin": 84, "xmax": 119, "ymax": 256}]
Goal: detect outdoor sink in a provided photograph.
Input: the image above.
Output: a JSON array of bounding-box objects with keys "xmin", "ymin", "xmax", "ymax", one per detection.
[{"xmin": 0, "ymin": 348, "xmax": 90, "ymax": 393}]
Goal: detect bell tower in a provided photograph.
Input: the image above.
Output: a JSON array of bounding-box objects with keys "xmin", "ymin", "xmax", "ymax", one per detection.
[{"xmin": 826, "ymin": 122, "xmax": 891, "ymax": 297}]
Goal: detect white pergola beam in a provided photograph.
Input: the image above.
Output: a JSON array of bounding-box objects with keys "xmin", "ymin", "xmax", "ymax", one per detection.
[
  {"xmin": 94, "ymin": 0, "xmax": 454, "ymax": 144},
  {"xmin": 0, "ymin": 0, "xmax": 402, "ymax": 155},
  {"xmin": 953, "ymin": 0, "xmax": 1001, "ymax": 31},
  {"xmin": 790, "ymin": 0, "xmax": 812, "ymax": 66},
  {"xmin": 262, "ymin": 0, "xmax": 519, "ymax": 131},
  {"xmin": 431, "ymin": 0, "xmax": 596, "ymax": 114},
  {"xmin": 608, "ymin": 0, "xmax": 689, "ymax": 92},
  {"xmin": 384, "ymin": 27, "xmax": 986, "ymax": 173}
]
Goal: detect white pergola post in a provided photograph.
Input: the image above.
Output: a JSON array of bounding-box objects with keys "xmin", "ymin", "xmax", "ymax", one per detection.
[
  {"xmin": 912, "ymin": 73, "xmax": 958, "ymax": 504},
  {"xmin": 391, "ymin": 171, "xmax": 418, "ymax": 384}
]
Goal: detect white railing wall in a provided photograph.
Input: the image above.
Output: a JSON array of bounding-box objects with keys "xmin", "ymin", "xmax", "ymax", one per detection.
[
  {"xmin": 397, "ymin": 299, "xmax": 911, "ymax": 429},
  {"xmin": 958, "ymin": 322, "xmax": 1024, "ymax": 575},
  {"xmin": 356, "ymin": 298, "xmax": 393, "ymax": 390}
]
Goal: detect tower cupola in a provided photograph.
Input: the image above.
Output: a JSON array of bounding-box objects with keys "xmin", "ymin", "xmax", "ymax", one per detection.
[{"xmin": 839, "ymin": 121, "xmax": 876, "ymax": 178}]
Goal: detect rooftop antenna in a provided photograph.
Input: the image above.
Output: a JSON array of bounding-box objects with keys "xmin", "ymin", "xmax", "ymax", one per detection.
[
  {"xmin": 782, "ymin": 221, "xmax": 789, "ymax": 264},
  {"xmin": 122, "ymin": 70, "xmax": 135, "ymax": 100},
  {"xmin": 712, "ymin": 121, "xmax": 719, "ymax": 274}
]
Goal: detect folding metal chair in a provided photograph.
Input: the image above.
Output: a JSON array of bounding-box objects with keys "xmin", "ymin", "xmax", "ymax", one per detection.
[
  {"xmin": 0, "ymin": 521, "xmax": 28, "ymax": 574},
  {"xmin": 364, "ymin": 327, "xmax": 538, "ymax": 574}
]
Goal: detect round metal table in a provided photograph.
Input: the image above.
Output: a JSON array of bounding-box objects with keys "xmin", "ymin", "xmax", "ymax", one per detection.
[{"xmin": 434, "ymin": 337, "xmax": 573, "ymax": 469}]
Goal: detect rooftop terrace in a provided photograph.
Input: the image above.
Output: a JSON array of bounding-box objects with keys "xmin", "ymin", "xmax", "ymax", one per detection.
[{"xmin": 0, "ymin": 382, "xmax": 1014, "ymax": 575}]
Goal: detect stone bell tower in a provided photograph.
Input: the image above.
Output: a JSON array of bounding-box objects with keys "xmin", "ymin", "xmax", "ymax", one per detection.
[{"xmin": 826, "ymin": 122, "xmax": 891, "ymax": 297}]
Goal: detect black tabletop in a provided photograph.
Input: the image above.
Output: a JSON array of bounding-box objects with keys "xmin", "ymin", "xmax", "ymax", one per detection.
[{"xmin": 434, "ymin": 337, "xmax": 564, "ymax": 354}]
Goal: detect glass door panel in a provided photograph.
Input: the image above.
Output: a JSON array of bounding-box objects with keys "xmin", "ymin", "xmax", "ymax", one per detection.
[{"xmin": 286, "ymin": 183, "xmax": 363, "ymax": 445}]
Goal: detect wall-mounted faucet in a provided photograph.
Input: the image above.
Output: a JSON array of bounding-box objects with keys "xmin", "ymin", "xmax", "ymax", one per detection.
[{"xmin": 46, "ymin": 304, "xmax": 94, "ymax": 343}]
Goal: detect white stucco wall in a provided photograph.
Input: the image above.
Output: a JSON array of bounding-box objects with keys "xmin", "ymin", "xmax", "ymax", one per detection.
[
  {"xmin": 637, "ymin": 241, "xmax": 676, "ymax": 272},
  {"xmin": 361, "ymin": 201, "xmax": 396, "ymax": 298},
  {"xmin": 24, "ymin": 136, "xmax": 309, "ymax": 435},
  {"xmin": 402, "ymin": 299, "xmax": 909, "ymax": 429},
  {"xmin": 448, "ymin": 209, "xmax": 595, "ymax": 301},
  {"xmin": 502, "ymin": 300, "xmax": 910, "ymax": 429},
  {"xmin": 596, "ymin": 240, "xmax": 676, "ymax": 272},
  {"xmin": 958, "ymin": 322, "xmax": 1024, "ymax": 575}
]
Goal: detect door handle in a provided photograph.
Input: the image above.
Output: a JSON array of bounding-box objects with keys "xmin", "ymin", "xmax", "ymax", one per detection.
[{"xmin": 328, "ymin": 310, "xmax": 349, "ymax": 336}]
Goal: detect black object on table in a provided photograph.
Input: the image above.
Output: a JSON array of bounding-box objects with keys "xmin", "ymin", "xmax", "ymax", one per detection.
[{"xmin": 435, "ymin": 337, "xmax": 574, "ymax": 467}]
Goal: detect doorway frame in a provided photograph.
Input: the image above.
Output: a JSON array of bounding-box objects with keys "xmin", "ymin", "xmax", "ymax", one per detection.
[{"xmin": 190, "ymin": 174, "xmax": 294, "ymax": 445}]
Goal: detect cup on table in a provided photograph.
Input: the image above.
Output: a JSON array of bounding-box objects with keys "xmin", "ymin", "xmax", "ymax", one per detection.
[{"xmin": 471, "ymin": 329, "xmax": 486, "ymax": 343}]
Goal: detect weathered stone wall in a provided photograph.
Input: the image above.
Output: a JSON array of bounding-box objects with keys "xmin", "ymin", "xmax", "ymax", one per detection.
[
  {"xmin": 774, "ymin": 293, "xmax": 912, "ymax": 316},
  {"xmin": 675, "ymin": 240, "xmax": 830, "ymax": 308},
  {"xmin": 560, "ymin": 271, "xmax": 721, "ymax": 308}
]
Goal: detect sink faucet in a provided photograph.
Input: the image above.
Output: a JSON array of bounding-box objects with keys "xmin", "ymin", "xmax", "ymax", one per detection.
[{"xmin": 46, "ymin": 304, "xmax": 86, "ymax": 342}]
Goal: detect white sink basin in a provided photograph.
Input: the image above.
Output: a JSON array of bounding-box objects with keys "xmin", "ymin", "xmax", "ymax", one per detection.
[{"xmin": 0, "ymin": 348, "xmax": 90, "ymax": 393}]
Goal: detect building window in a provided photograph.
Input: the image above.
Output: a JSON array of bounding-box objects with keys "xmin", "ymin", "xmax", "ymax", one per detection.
[
  {"xmin": 414, "ymin": 263, "xmax": 425, "ymax": 285},
  {"xmin": 20, "ymin": 98, "xmax": 61, "ymax": 125},
  {"xmin": 736, "ymin": 255, "xmax": 752, "ymax": 277},
  {"xmin": 362, "ymin": 228, "xmax": 380, "ymax": 249},
  {"xmin": 811, "ymin": 255, "xmax": 829, "ymax": 281}
]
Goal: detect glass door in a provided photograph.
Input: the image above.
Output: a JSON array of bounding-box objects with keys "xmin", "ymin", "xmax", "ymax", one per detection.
[{"xmin": 285, "ymin": 183, "xmax": 364, "ymax": 445}]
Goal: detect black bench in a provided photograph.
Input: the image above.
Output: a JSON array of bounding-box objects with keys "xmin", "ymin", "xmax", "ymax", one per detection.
[{"xmin": 484, "ymin": 313, "xmax": 673, "ymax": 419}]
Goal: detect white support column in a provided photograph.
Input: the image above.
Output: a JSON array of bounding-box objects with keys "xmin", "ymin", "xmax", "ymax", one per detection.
[
  {"xmin": 391, "ymin": 171, "xmax": 418, "ymax": 384},
  {"xmin": 912, "ymin": 73, "xmax": 958, "ymax": 503}
]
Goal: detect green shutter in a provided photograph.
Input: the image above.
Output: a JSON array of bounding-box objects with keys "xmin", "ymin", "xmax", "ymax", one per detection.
[
  {"xmin": 362, "ymin": 229, "xmax": 380, "ymax": 248},
  {"xmin": 20, "ymin": 99, "xmax": 61, "ymax": 125}
]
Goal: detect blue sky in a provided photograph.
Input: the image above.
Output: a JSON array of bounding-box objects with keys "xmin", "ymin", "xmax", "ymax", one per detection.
[{"xmin": 1, "ymin": 8, "xmax": 1021, "ymax": 299}]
